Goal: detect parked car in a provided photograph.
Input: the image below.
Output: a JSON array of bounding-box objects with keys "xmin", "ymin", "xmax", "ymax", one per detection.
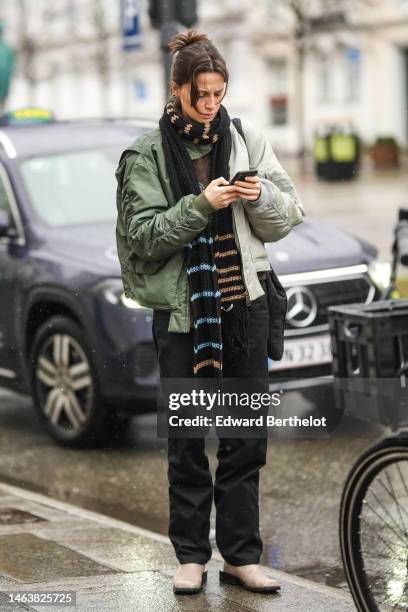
[{"xmin": 0, "ymin": 111, "xmax": 389, "ymax": 446}]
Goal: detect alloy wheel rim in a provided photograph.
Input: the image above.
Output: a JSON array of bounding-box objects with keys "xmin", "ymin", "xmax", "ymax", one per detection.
[{"xmin": 35, "ymin": 333, "xmax": 93, "ymax": 434}]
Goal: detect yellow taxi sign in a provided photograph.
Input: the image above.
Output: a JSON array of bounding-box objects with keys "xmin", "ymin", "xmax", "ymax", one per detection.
[{"xmin": 0, "ymin": 107, "xmax": 54, "ymax": 126}]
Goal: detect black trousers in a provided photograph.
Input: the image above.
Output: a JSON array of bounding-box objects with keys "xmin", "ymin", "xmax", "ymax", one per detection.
[{"xmin": 152, "ymin": 289, "xmax": 269, "ymax": 566}]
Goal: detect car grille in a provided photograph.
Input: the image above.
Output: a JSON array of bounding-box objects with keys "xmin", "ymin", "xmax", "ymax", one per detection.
[{"xmin": 284, "ymin": 274, "xmax": 375, "ymax": 335}]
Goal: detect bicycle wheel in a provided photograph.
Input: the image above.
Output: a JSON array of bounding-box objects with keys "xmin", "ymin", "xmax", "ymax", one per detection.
[{"xmin": 340, "ymin": 435, "xmax": 408, "ymax": 611}]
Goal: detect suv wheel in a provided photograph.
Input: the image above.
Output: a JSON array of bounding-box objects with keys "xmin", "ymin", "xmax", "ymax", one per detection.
[{"xmin": 29, "ymin": 315, "xmax": 127, "ymax": 448}]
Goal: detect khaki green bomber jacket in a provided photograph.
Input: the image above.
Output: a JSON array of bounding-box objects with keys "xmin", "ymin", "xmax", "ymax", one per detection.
[{"xmin": 115, "ymin": 120, "xmax": 305, "ymax": 333}]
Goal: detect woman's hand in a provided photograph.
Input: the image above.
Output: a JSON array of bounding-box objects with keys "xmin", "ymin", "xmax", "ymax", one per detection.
[
  {"xmin": 233, "ymin": 175, "xmax": 262, "ymax": 202},
  {"xmin": 203, "ymin": 177, "xmax": 239, "ymax": 210}
]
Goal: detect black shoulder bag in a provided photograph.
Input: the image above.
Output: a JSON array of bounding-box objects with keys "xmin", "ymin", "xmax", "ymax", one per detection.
[{"xmin": 232, "ymin": 118, "xmax": 287, "ymax": 361}]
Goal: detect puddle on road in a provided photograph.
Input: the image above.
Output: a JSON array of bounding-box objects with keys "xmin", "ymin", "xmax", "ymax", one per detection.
[
  {"xmin": 0, "ymin": 472, "xmax": 168, "ymax": 536},
  {"xmin": 262, "ymin": 543, "xmax": 349, "ymax": 591},
  {"xmin": 290, "ymin": 564, "xmax": 348, "ymax": 590}
]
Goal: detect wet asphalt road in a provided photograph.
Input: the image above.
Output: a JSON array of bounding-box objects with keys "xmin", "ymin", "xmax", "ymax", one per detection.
[
  {"xmin": 287, "ymin": 156, "xmax": 408, "ymax": 261},
  {"xmin": 0, "ymin": 386, "xmax": 388, "ymax": 590}
]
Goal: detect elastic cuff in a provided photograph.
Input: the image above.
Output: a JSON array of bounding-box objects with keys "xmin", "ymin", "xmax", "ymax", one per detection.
[
  {"xmin": 244, "ymin": 178, "xmax": 270, "ymax": 207},
  {"xmin": 192, "ymin": 192, "xmax": 214, "ymax": 218}
]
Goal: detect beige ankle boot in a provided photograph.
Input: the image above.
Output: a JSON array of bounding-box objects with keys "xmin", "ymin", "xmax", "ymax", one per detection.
[
  {"xmin": 220, "ymin": 562, "xmax": 280, "ymax": 593},
  {"xmin": 173, "ymin": 563, "xmax": 207, "ymax": 594}
]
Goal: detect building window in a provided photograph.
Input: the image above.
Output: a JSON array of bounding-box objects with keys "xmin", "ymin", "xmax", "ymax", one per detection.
[
  {"xmin": 270, "ymin": 96, "xmax": 288, "ymax": 126},
  {"xmin": 268, "ymin": 59, "xmax": 288, "ymax": 126},
  {"xmin": 316, "ymin": 54, "xmax": 333, "ymax": 103},
  {"xmin": 344, "ymin": 47, "xmax": 361, "ymax": 102}
]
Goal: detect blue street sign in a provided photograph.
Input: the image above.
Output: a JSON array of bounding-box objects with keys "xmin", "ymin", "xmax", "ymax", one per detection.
[
  {"xmin": 133, "ymin": 79, "xmax": 147, "ymax": 100},
  {"xmin": 347, "ymin": 48, "xmax": 361, "ymax": 64},
  {"xmin": 121, "ymin": 0, "xmax": 142, "ymax": 51}
]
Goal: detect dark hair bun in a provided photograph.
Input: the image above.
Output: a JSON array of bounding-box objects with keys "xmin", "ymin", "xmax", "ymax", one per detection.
[{"xmin": 168, "ymin": 30, "xmax": 210, "ymax": 55}]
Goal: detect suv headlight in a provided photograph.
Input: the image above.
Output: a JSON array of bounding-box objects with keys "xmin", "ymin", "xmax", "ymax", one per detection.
[
  {"xmin": 367, "ymin": 258, "xmax": 391, "ymax": 291},
  {"xmin": 101, "ymin": 280, "xmax": 149, "ymax": 310}
]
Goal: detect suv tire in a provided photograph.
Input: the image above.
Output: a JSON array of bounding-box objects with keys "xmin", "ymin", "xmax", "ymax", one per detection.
[{"xmin": 29, "ymin": 315, "xmax": 128, "ymax": 448}]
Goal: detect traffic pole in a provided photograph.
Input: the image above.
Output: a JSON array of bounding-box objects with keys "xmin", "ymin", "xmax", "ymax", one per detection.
[{"xmin": 159, "ymin": 0, "xmax": 179, "ymax": 102}]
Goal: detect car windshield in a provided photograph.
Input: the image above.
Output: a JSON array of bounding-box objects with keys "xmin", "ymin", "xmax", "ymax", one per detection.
[{"xmin": 19, "ymin": 149, "xmax": 119, "ymax": 226}]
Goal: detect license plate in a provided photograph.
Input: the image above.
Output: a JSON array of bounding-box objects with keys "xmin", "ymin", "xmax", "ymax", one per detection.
[{"xmin": 269, "ymin": 335, "xmax": 332, "ymax": 371}]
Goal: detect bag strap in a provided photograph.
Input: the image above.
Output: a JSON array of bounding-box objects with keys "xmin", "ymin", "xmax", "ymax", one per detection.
[{"xmin": 232, "ymin": 117, "xmax": 246, "ymax": 146}]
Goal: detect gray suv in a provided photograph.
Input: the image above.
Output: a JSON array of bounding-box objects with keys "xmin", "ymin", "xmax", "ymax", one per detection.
[{"xmin": 0, "ymin": 115, "xmax": 387, "ymax": 446}]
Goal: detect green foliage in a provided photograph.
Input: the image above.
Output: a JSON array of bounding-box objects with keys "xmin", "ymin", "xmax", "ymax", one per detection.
[
  {"xmin": 373, "ymin": 136, "xmax": 400, "ymax": 148},
  {"xmin": 0, "ymin": 42, "xmax": 14, "ymax": 100}
]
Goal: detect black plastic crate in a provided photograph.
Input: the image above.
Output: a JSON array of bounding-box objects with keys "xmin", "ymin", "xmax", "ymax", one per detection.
[{"xmin": 328, "ymin": 299, "xmax": 408, "ymax": 429}]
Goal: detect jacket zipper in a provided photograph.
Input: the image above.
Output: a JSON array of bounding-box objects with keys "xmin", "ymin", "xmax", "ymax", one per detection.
[{"xmin": 231, "ymin": 204, "xmax": 250, "ymax": 305}]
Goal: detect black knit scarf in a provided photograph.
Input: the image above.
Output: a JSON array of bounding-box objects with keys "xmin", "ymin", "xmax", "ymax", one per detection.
[{"xmin": 159, "ymin": 98, "xmax": 248, "ymax": 377}]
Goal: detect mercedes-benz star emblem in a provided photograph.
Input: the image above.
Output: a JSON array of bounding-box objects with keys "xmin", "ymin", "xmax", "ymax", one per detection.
[{"xmin": 286, "ymin": 286, "xmax": 318, "ymax": 328}]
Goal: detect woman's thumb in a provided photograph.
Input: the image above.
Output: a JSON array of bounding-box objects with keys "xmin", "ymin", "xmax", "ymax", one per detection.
[{"xmin": 215, "ymin": 176, "xmax": 229, "ymax": 186}]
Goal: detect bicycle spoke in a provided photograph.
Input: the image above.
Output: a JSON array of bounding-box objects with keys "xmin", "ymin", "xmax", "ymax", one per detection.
[
  {"xmin": 360, "ymin": 517, "xmax": 402, "ymax": 557},
  {"xmin": 361, "ymin": 554, "xmax": 408, "ymax": 611},
  {"xmin": 381, "ymin": 468, "xmax": 408, "ymax": 533},
  {"xmin": 360, "ymin": 547, "xmax": 405, "ymax": 565},
  {"xmin": 359, "ymin": 528, "xmax": 405, "ymax": 559},
  {"xmin": 395, "ymin": 462, "xmax": 408, "ymax": 501},
  {"xmin": 360, "ymin": 565, "xmax": 406, "ymax": 589},
  {"xmin": 391, "ymin": 578, "xmax": 408, "ymax": 611},
  {"xmin": 360, "ymin": 508, "xmax": 408, "ymax": 611},
  {"xmin": 363, "ymin": 494, "xmax": 407, "ymax": 542},
  {"xmin": 367, "ymin": 475, "xmax": 408, "ymax": 537}
]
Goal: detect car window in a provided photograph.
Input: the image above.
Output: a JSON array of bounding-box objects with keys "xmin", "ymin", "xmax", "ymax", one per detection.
[{"xmin": 19, "ymin": 149, "xmax": 118, "ymax": 226}]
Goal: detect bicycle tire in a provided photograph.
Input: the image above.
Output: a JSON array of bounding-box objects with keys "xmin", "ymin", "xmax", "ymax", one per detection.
[{"xmin": 339, "ymin": 435, "xmax": 408, "ymax": 612}]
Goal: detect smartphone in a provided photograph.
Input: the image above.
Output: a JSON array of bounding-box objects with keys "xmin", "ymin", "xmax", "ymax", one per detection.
[{"xmin": 229, "ymin": 170, "xmax": 258, "ymax": 185}]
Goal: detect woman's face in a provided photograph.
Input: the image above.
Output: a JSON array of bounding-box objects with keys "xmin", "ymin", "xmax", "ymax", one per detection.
[{"xmin": 171, "ymin": 72, "xmax": 226, "ymax": 124}]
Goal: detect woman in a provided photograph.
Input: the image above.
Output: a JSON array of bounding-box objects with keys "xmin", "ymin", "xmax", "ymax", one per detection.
[{"xmin": 116, "ymin": 30, "xmax": 304, "ymax": 595}]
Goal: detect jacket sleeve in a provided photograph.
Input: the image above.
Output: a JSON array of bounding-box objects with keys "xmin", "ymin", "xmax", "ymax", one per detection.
[
  {"xmin": 240, "ymin": 120, "xmax": 305, "ymax": 243},
  {"xmin": 116, "ymin": 151, "xmax": 214, "ymax": 262}
]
